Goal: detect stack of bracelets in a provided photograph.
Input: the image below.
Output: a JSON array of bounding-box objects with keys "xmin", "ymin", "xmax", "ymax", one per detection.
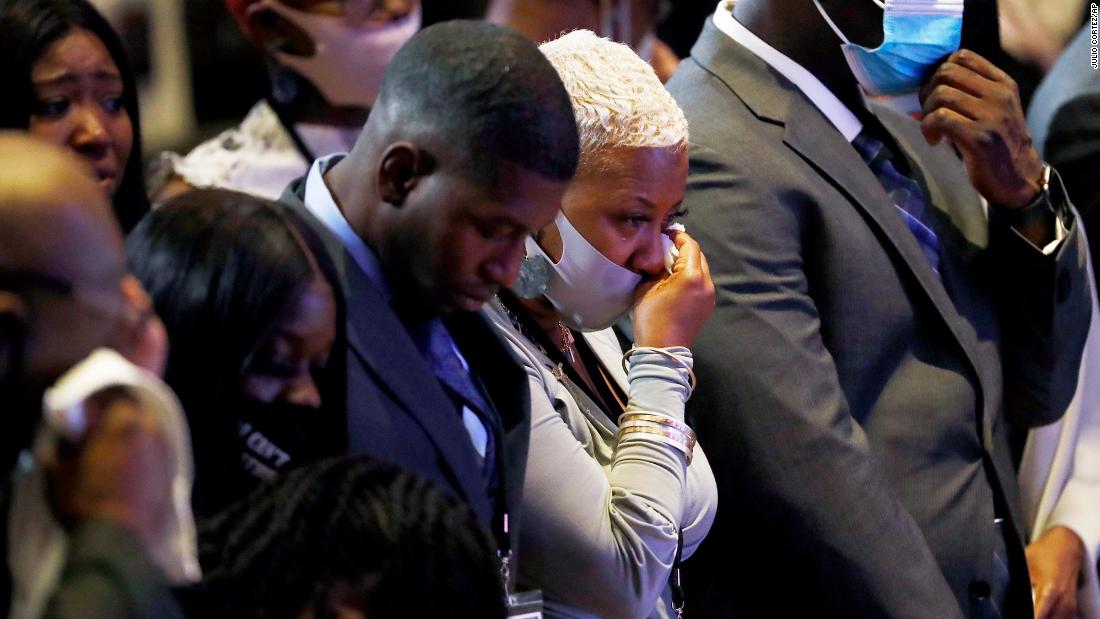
[
  {"xmin": 618, "ymin": 346, "xmax": 699, "ymax": 464},
  {"xmin": 618, "ymin": 411, "xmax": 697, "ymax": 464}
]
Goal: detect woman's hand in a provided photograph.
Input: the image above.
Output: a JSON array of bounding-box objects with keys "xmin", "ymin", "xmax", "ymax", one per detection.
[{"xmin": 631, "ymin": 231, "xmax": 715, "ymax": 349}]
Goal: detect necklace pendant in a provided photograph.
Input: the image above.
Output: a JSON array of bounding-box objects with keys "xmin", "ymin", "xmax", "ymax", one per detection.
[{"xmin": 558, "ymin": 323, "xmax": 576, "ymax": 364}]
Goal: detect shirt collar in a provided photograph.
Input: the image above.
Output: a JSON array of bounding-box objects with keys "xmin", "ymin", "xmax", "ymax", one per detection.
[
  {"xmin": 711, "ymin": 0, "xmax": 863, "ymax": 142},
  {"xmin": 302, "ymin": 153, "xmax": 391, "ymax": 299}
]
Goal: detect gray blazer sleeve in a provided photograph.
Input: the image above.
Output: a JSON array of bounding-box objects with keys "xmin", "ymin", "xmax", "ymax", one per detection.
[{"xmin": 683, "ymin": 142, "xmax": 966, "ymax": 618}]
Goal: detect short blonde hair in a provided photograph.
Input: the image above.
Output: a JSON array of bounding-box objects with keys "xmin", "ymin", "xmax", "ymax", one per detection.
[{"xmin": 539, "ymin": 30, "xmax": 688, "ymax": 172}]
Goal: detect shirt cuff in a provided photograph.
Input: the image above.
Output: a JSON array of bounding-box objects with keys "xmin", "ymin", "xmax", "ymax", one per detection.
[
  {"xmin": 1036, "ymin": 215, "xmax": 1069, "ymax": 256},
  {"xmin": 995, "ymin": 166, "xmax": 1074, "ymax": 255}
]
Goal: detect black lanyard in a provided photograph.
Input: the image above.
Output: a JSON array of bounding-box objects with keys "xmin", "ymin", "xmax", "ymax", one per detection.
[{"xmin": 265, "ymin": 96, "xmax": 317, "ymax": 163}]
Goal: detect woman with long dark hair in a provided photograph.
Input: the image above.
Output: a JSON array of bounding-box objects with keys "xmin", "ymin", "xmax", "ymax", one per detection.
[
  {"xmin": 0, "ymin": 0, "xmax": 149, "ymax": 232},
  {"xmin": 126, "ymin": 188, "xmax": 346, "ymax": 520}
]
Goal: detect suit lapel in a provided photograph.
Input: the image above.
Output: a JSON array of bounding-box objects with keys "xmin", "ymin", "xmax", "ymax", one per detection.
[
  {"xmin": 691, "ymin": 21, "xmax": 992, "ymax": 402},
  {"xmin": 280, "ymin": 183, "xmax": 489, "ymax": 521}
]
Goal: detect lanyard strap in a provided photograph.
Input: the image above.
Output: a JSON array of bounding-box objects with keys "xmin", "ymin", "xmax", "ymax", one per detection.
[
  {"xmin": 670, "ymin": 528, "xmax": 685, "ymax": 617},
  {"xmin": 264, "ymin": 96, "xmax": 317, "ymax": 163}
]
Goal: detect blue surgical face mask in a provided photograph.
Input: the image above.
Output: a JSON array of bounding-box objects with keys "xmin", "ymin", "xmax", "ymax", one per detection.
[{"xmin": 813, "ymin": 0, "xmax": 964, "ymax": 96}]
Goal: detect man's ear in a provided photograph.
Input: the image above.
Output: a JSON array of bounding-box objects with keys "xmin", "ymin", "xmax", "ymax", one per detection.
[
  {"xmin": 377, "ymin": 142, "xmax": 434, "ymax": 208},
  {"xmin": 239, "ymin": 1, "xmax": 300, "ymax": 52},
  {"xmin": 117, "ymin": 276, "xmax": 168, "ymax": 376}
]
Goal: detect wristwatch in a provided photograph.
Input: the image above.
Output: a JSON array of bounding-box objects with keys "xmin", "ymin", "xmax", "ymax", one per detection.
[{"xmin": 998, "ymin": 162, "xmax": 1055, "ymax": 228}]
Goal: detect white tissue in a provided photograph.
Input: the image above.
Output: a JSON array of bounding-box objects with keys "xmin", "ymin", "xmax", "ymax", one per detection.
[
  {"xmin": 9, "ymin": 349, "xmax": 200, "ymax": 619},
  {"xmin": 664, "ymin": 223, "xmax": 686, "ymax": 273}
]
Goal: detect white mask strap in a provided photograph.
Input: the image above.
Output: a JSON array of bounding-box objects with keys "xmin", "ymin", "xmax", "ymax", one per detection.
[
  {"xmin": 812, "ymin": 0, "xmax": 851, "ymax": 45},
  {"xmin": 872, "ymin": 0, "xmax": 886, "ymax": 9}
]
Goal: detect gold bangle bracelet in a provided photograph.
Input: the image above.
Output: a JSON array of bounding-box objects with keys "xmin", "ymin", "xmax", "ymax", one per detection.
[
  {"xmin": 618, "ymin": 420, "xmax": 697, "ymax": 449},
  {"xmin": 620, "ymin": 411, "xmax": 696, "ymax": 439},
  {"xmin": 618, "ymin": 426, "xmax": 694, "ymax": 464}
]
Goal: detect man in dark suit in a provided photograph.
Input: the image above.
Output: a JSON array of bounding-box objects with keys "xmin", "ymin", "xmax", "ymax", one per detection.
[
  {"xmin": 666, "ymin": 1, "xmax": 1089, "ymax": 617},
  {"xmin": 278, "ymin": 20, "xmax": 579, "ymax": 560}
]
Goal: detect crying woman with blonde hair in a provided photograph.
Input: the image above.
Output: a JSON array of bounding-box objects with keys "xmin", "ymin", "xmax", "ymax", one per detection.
[{"xmin": 483, "ymin": 30, "xmax": 717, "ymax": 619}]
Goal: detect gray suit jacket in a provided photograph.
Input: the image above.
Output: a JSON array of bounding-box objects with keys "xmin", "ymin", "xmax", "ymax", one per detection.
[
  {"xmin": 279, "ymin": 177, "xmax": 531, "ymax": 552},
  {"xmin": 666, "ymin": 19, "xmax": 1090, "ymax": 619}
]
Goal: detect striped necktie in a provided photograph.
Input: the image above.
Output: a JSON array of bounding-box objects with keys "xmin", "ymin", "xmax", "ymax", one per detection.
[
  {"xmin": 852, "ymin": 131, "xmax": 942, "ymax": 277},
  {"xmin": 420, "ymin": 319, "xmax": 496, "ymax": 480}
]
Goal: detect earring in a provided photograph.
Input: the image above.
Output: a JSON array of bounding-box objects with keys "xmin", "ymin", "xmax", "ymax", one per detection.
[{"xmin": 511, "ymin": 254, "xmax": 551, "ymax": 299}]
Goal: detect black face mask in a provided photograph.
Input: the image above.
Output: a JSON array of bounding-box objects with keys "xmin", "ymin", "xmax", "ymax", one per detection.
[{"xmin": 234, "ymin": 397, "xmax": 328, "ymax": 483}]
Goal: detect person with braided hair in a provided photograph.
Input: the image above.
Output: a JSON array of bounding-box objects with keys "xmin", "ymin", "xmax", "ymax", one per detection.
[{"xmin": 183, "ymin": 457, "xmax": 505, "ymax": 618}]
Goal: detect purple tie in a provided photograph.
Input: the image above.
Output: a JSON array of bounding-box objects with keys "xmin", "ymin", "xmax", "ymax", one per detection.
[{"xmin": 852, "ymin": 131, "xmax": 941, "ymax": 277}]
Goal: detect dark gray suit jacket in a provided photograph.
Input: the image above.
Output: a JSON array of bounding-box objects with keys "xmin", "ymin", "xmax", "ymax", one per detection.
[
  {"xmin": 279, "ymin": 176, "xmax": 530, "ymax": 550},
  {"xmin": 667, "ymin": 19, "xmax": 1090, "ymax": 619}
]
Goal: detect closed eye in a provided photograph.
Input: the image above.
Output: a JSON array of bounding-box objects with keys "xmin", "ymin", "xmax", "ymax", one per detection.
[{"xmin": 663, "ymin": 208, "xmax": 688, "ymax": 228}]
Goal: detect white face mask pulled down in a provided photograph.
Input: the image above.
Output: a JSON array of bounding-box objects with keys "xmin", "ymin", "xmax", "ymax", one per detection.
[
  {"xmin": 524, "ymin": 213, "xmax": 642, "ymax": 332},
  {"xmin": 260, "ymin": 0, "xmax": 421, "ymax": 110}
]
